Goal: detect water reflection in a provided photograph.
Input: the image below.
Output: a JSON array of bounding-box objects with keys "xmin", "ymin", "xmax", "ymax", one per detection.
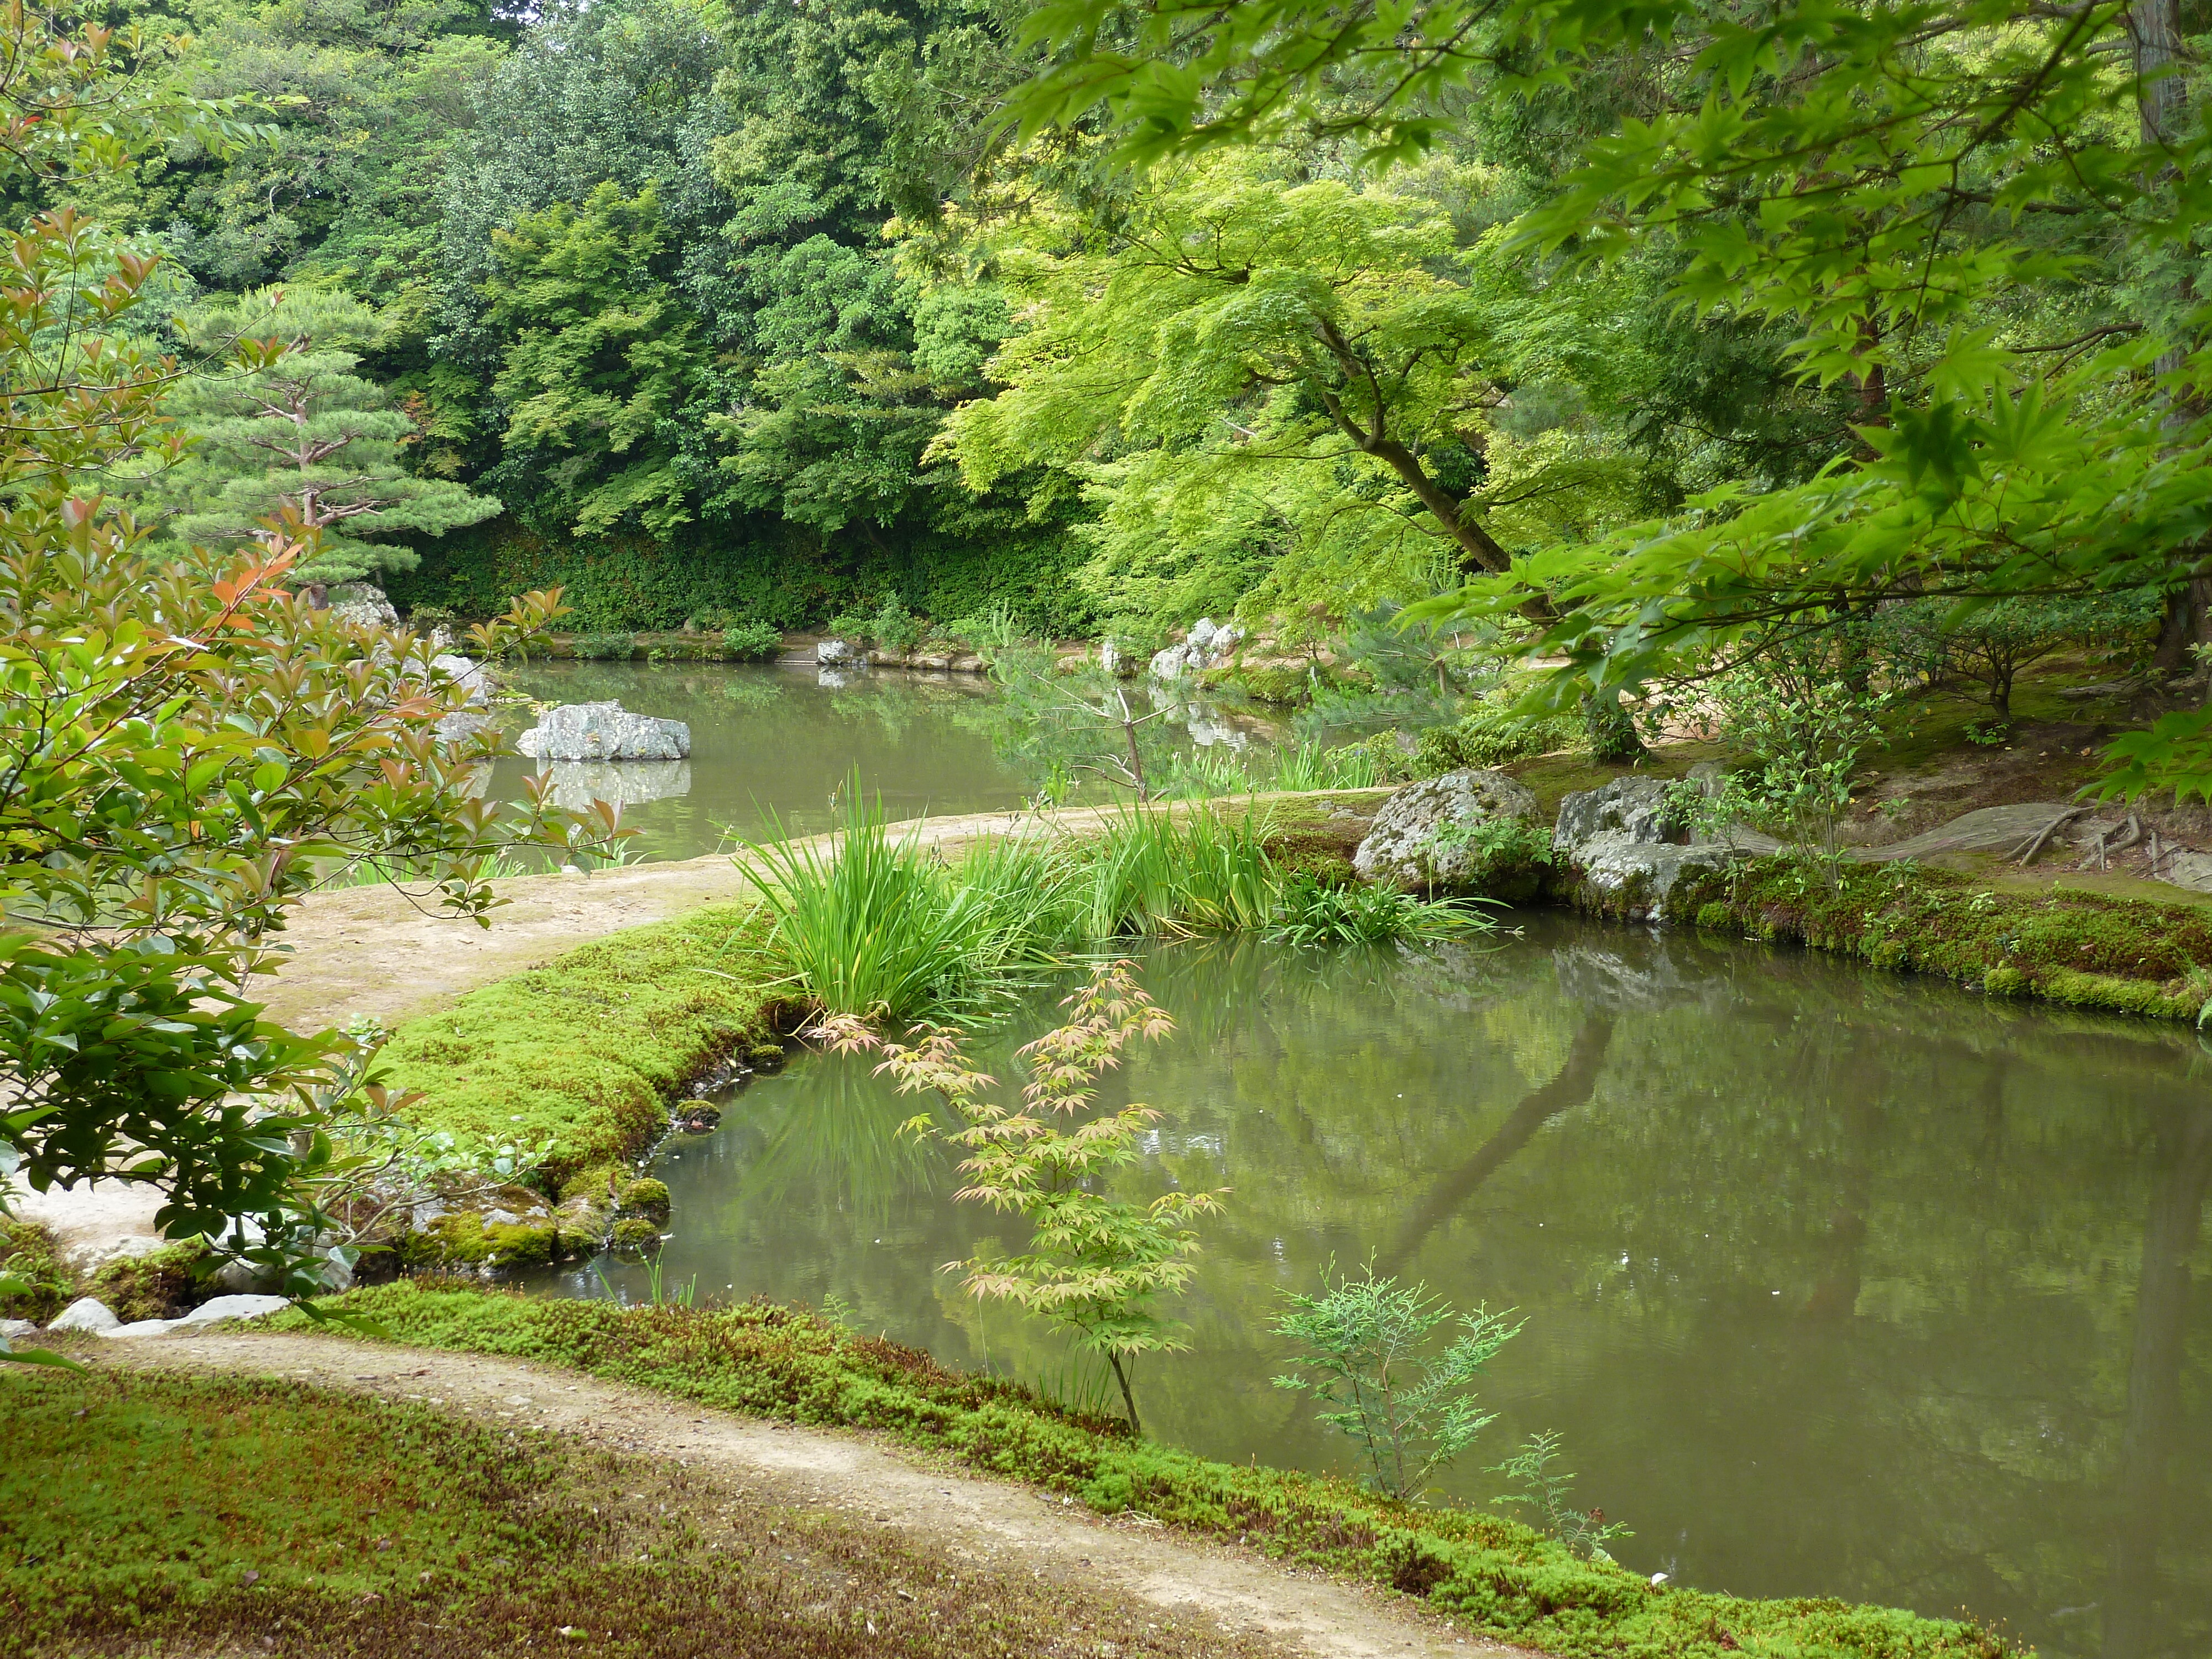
[
  {"xmin": 491, "ymin": 661, "xmax": 1271, "ymax": 862},
  {"xmin": 550, "ymin": 919, "xmax": 2212, "ymax": 1656}
]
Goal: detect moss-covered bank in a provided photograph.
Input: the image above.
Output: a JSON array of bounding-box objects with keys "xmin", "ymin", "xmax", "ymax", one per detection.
[
  {"xmin": 380, "ymin": 900, "xmax": 791, "ymax": 1183},
  {"xmin": 1630, "ymin": 855, "xmax": 2212, "ymax": 1020},
  {"xmin": 273, "ymin": 1281, "xmax": 2015, "ymax": 1659}
]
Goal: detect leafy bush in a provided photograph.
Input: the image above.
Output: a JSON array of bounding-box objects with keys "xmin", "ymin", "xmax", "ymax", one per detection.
[
  {"xmin": 1412, "ymin": 705, "xmax": 1583, "ymax": 775},
  {"xmin": 720, "ymin": 620, "xmax": 782, "ymax": 661},
  {"xmin": 1428, "ymin": 816, "xmax": 1556, "ymax": 898},
  {"xmin": 571, "ymin": 631, "xmax": 638, "ymax": 660},
  {"xmin": 1272, "ymin": 1262, "xmax": 1523, "ymax": 1503}
]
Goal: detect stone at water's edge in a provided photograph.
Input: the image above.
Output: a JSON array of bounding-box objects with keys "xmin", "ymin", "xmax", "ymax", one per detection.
[
  {"xmin": 1552, "ymin": 775, "xmax": 1735, "ymax": 924},
  {"xmin": 517, "ymin": 701, "xmax": 691, "ymax": 762},
  {"xmin": 817, "ymin": 637, "xmax": 863, "ymax": 666},
  {"xmin": 326, "ymin": 581, "xmax": 399, "ymax": 630},
  {"xmin": 1353, "ymin": 768, "xmax": 1541, "ymax": 893},
  {"xmin": 1148, "ymin": 616, "xmax": 1244, "ymax": 680}
]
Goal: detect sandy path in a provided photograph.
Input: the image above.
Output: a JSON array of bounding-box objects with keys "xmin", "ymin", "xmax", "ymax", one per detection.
[
  {"xmin": 103, "ymin": 1329, "xmax": 1510, "ymax": 1659},
  {"xmin": 254, "ymin": 796, "xmax": 1387, "ymax": 1036}
]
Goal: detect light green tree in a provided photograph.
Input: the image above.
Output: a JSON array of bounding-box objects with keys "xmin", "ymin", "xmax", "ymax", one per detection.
[
  {"xmin": 931, "ymin": 154, "xmax": 1637, "ymax": 632},
  {"xmin": 151, "ymin": 286, "xmax": 500, "ymax": 584},
  {"xmin": 820, "ymin": 961, "xmax": 1226, "ymax": 1434}
]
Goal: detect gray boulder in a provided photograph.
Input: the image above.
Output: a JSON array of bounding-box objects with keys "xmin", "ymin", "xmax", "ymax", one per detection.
[
  {"xmin": 48, "ymin": 1296, "xmax": 119, "ymax": 1334},
  {"xmin": 1353, "ymin": 769, "xmax": 1541, "ymax": 893},
  {"xmin": 435, "ymin": 709, "xmax": 491, "ymax": 748},
  {"xmin": 516, "ymin": 701, "xmax": 690, "ymax": 762},
  {"xmin": 817, "ymin": 637, "xmax": 863, "ymax": 667},
  {"xmin": 2, "ymin": 1317, "xmax": 36, "ymax": 1339},
  {"xmin": 1551, "ymin": 775, "xmax": 1683, "ymax": 852},
  {"xmin": 1148, "ymin": 617, "xmax": 1245, "ymax": 680},
  {"xmin": 174, "ymin": 1293, "xmax": 291, "ymax": 1329},
  {"xmin": 1552, "ymin": 775, "xmax": 1731, "ymax": 924},
  {"xmin": 326, "ymin": 582, "xmax": 399, "ymax": 631}
]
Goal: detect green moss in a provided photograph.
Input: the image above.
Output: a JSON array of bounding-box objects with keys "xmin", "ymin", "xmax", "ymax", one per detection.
[
  {"xmin": 410, "ymin": 1211, "xmax": 557, "ymax": 1269},
  {"xmin": 610, "ymin": 1218, "xmax": 662, "ymax": 1255},
  {"xmin": 272, "ymin": 1282, "xmax": 2015, "ymax": 1659},
  {"xmin": 0, "ymin": 1219, "xmax": 70, "ymax": 1323},
  {"xmin": 380, "ymin": 901, "xmax": 781, "ymax": 1179},
  {"xmin": 1668, "ymin": 857, "xmax": 2212, "ymax": 1021},
  {"xmin": 2, "ymin": 1367, "xmax": 1278, "ymax": 1659},
  {"xmin": 88, "ymin": 1241, "xmax": 213, "ymax": 1322}
]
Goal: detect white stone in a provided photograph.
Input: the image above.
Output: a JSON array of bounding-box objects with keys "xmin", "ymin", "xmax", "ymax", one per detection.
[
  {"xmin": 102, "ymin": 1318, "xmax": 181, "ymax": 1339},
  {"xmin": 1353, "ymin": 769, "xmax": 1542, "ymax": 893},
  {"xmin": 515, "ymin": 701, "xmax": 689, "ymax": 762},
  {"xmin": 538, "ymin": 759, "xmax": 691, "ymax": 812},
  {"xmin": 1, "ymin": 1318, "xmax": 35, "ymax": 1338},
  {"xmin": 326, "ymin": 582, "xmax": 400, "ymax": 631},
  {"xmin": 48, "ymin": 1297, "xmax": 120, "ymax": 1333},
  {"xmin": 817, "ymin": 637, "xmax": 863, "ymax": 666},
  {"xmin": 173, "ymin": 1293, "xmax": 291, "ymax": 1329},
  {"xmin": 435, "ymin": 709, "xmax": 491, "ymax": 748}
]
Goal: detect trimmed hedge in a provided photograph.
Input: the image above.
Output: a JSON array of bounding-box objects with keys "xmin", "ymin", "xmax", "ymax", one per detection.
[{"xmin": 281, "ymin": 1282, "xmax": 2017, "ymax": 1659}]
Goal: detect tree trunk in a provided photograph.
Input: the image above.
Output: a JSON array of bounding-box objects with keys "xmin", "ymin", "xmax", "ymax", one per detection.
[{"xmin": 1107, "ymin": 1353, "xmax": 1141, "ymax": 1436}]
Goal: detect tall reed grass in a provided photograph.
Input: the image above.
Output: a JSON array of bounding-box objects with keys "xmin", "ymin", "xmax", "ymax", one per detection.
[{"xmin": 745, "ymin": 785, "xmax": 1481, "ymax": 1021}]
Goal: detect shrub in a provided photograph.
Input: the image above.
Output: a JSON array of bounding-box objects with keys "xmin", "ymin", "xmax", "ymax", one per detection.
[
  {"xmin": 571, "ymin": 631, "xmax": 638, "ymax": 660},
  {"xmin": 89, "ymin": 1240, "xmax": 215, "ymax": 1323},
  {"xmin": 1272, "ymin": 1262, "xmax": 1522, "ymax": 1503},
  {"xmin": 721, "ymin": 620, "xmax": 782, "ymax": 661},
  {"xmin": 1430, "ymin": 817, "xmax": 1555, "ymax": 899},
  {"xmin": 1415, "ymin": 706, "xmax": 1581, "ymax": 774},
  {"xmin": 0, "ymin": 1220, "xmax": 70, "ymax": 1324},
  {"xmin": 822, "ymin": 963, "xmax": 1224, "ymax": 1434}
]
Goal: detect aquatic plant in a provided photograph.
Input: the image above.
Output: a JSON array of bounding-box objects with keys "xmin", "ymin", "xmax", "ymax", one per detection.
[
  {"xmin": 1272, "ymin": 1260, "xmax": 1522, "ymax": 1503},
  {"xmin": 822, "ymin": 962, "xmax": 1226, "ymax": 1435},
  {"xmin": 1075, "ymin": 806, "xmax": 1279, "ymax": 939},
  {"xmin": 739, "ymin": 793, "xmax": 1057, "ymax": 1021},
  {"xmin": 1268, "ymin": 739, "xmax": 1386, "ymax": 791},
  {"xmin": 1265, "ymin": 872, "xmax": 1484, "ymax": 948}
]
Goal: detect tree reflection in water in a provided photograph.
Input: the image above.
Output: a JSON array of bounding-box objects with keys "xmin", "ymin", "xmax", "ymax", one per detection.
[{"xmin": 546, "ymin": 917, "xmax": 2210, "ymax": 1658}]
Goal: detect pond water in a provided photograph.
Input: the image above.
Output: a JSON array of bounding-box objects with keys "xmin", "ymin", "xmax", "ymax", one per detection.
[
  {"xmin": 557, "ymin": 916, "xmax": 2212, "ymax": 1659},
  {"xmin": 492, "ymin": 660, "xmax": 1271, "ymax": 863}
]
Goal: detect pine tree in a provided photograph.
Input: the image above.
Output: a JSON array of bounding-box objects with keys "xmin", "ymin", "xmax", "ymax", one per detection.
[{"xmin": 152, "ymin": 287, "xmax": 500, "ymax": 584}]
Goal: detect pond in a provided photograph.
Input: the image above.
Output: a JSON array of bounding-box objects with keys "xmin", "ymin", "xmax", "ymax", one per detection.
[
  {"xmin": 556, "ymin": 915, "xmax": 2212, "ymax": 1659},
  {"xmin": 492, "ymin": 659, "xmax": 1274, "ymax": 863}
]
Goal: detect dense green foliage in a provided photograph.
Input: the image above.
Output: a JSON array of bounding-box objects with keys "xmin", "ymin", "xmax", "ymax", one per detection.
[{"xmin": 257, "ymin": 1281, "xmax": 2020, "ymax": 1657}]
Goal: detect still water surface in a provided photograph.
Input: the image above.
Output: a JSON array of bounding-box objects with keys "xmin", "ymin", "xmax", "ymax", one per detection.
[
  {"xmin": 565, "ymin": 919, "xmax": 2212, "ymax": 1659},
  {"xmin": 493, "ymin": 660, "xmax": 1270, "ymax": 862}
]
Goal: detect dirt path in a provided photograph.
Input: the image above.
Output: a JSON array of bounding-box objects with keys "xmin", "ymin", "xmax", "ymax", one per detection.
[
  {"xmin": 103, "ymin": 1329, "xmax": 1509, "ymax": 1659},
  {"xmin": 255, "ymin": 795, "xmax": 1389, "ymax": 1036}
]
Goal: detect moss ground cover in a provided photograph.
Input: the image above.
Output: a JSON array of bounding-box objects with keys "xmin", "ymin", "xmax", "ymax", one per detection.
[
  {"xmin": 268, "ymin": 1281, "xmax": 2017, "ymax": 1659},
  {"xmin": 1661, "ymin": 856, "xmax": 2212, "ymax": 1018},
  {"xmin": 0, "ymin": 1366, "xmax": 1263, "ymax": 1659},
  {"xmin": 377, "ymin": 901, "xmax": 789, "ymax": 1183}
]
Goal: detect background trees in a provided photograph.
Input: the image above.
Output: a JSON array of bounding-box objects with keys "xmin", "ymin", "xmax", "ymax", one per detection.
[{"xmin": 148, "ymin": 287, "xmax": 501, "ymax": 582}]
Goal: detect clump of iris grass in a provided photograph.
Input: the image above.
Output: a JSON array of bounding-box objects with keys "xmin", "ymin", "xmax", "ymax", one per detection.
[{"xmin": 742, "ymin": 786, "xmax": 1484, "ymax": 1021}]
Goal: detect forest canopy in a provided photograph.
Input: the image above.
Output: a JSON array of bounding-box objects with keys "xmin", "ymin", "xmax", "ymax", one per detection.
[{"xmin": 26, "ymin": 0, "xmax": 2212, "ymax": 789}]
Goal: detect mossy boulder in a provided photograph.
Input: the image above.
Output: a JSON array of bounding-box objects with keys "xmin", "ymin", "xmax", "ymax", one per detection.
[
  {"xmin": 618, "ymin": 1178, "xmax": 671, "ymax": 1223},
  {"xmin": 89, "ymin": 1240, "xmax": 215, "ymax": 1323},
  {"xmin": 611, "ymin": 1217, "xmax": 663, "ymax": 1256}
]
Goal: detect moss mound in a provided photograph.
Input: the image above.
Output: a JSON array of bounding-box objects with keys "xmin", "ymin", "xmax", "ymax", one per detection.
[{"xmin": 379, "ymin": 901, "xmax": 784, "ymax": 1179}]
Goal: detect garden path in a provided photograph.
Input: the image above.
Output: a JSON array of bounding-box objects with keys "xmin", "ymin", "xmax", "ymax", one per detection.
[{"xmin": 103, "ymin": 1328, "xmax": 1516, "ymax": 1659}]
